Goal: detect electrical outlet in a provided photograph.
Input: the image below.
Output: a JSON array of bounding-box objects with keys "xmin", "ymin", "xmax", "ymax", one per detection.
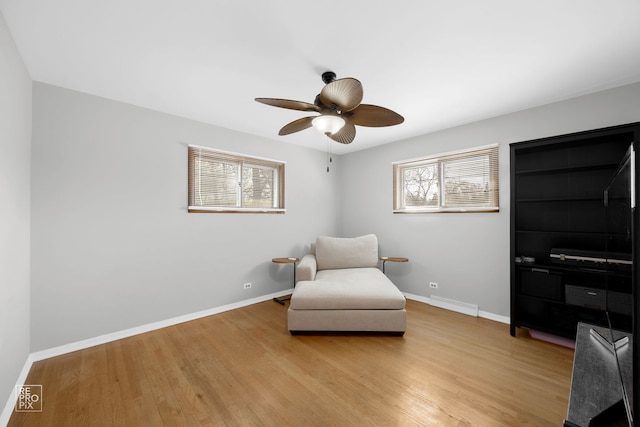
[
  {"xmin": 243, "ymin": 282, "xmax": 252, "ymax": 289},
  {"xmin": 429, "ymin": 282, "xmax": 438, "ymax": 289}
]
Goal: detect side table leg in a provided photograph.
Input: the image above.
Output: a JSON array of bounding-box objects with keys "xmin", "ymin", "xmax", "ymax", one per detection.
[{"xmin": 273, "ymin": 262, "xmax": 296, "ymax": 305}]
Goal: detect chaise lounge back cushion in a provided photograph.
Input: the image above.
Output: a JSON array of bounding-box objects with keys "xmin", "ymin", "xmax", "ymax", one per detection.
[{"xmin": 315, "ymin": 234, "xmax": 379, "ymax": 271}]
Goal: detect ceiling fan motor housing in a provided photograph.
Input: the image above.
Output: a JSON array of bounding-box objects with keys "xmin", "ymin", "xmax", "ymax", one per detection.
[{"xmin": 321, "ymin": 71, "xmax": 337, "ymax": 84}]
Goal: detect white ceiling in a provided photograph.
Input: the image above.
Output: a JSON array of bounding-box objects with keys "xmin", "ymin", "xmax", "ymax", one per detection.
[{"xmin": 2, "ymin": 1, "xmax": 640, "ymax": 155}]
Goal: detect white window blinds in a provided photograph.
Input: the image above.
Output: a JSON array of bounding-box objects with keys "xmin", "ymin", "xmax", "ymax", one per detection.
[
  {"xmin": 393, "ymin": 145, "xmax": 499, "ymax": 213},
  {"xmin": 188, "ymin": 146, "xmax": 285, "ymax": 213}
]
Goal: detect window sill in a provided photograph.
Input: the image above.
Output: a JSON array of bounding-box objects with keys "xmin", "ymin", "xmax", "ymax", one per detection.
[
  {"xmin": 188, "ymin": 206, "xmax": 286, "ymax": 214},
  {"xmin": 393, "ymin": 207, "xmax": 500, "ymax": 214}
]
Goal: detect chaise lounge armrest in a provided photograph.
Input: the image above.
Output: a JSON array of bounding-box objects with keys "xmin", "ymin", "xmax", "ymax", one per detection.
[{"xmin": 296, "ymin": 254, "xmax": 317, "ymax": 283}]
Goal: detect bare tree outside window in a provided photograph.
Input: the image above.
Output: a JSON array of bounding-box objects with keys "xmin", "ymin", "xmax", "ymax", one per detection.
[{"xmin": 403, "ymin": 164, "xmax": 439, "ymax": 207}]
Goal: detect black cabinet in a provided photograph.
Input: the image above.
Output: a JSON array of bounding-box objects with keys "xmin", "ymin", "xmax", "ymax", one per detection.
[{"xmin": 510, "ymin": 123, "xmax": 639, "ymax": 339}]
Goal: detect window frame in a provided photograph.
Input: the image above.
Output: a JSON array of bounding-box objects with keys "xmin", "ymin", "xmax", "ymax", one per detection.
[
  {"xmin": 393, "ymin": 144, "xmax": 499, "ymax": 213},
  {"xmin": 188, "ymin": 145, "xmax": 285, "ymax": 213}
]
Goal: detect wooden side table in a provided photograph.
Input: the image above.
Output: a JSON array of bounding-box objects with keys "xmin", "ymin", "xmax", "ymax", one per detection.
[
  {"xmin": 272, "ymin": 257, "xmax": 299, "ymax": 305},
  {"xmin": 379, "ymin": 257, "xmax": 408, "ymax": 274}
]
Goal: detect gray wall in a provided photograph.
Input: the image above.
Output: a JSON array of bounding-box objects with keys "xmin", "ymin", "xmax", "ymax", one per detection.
[
  {"xmin": 340, "ymin": 82, "xmax": 640, "ymax": 316},
  {"xmin": 0, "ymin": 13, "xmax": 32, "ymax": 414},
  {"xmin": 30, "ymin": 83, "xmax": 341, "ymax": 351}
]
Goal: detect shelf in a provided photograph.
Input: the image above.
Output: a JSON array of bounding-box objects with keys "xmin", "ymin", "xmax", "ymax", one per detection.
[
  {"xmin": 515, "ymin": 229, "xmax": 628, "ymax": 239},
  {"xmin": 515, "ymin": 261, "xmax": 631, "ymax": 277},
  {"xmin": 514, "ymin": 162, "xmax": 619, "ymax": 176},
  {"xmin": 516, "ymin": 261, "xmax": 605, "ymax": 273},
  {"xmin": 515, "ymin": 197, "xmax": 603, "ymax": 203},
  {"xmin": 515, "ymin": 229, "xmax": 606, "ymax": 236}
]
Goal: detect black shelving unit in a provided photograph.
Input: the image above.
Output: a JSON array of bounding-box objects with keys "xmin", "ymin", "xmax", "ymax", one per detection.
[{"xmin": 510, "ymin": 123, "xmax": 639, "ymax": 341}]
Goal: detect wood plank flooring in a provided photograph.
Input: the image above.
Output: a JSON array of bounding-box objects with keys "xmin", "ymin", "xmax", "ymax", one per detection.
[{"xmin": 8, "ymin": 299, "xmax": 574, "ymax": 426}]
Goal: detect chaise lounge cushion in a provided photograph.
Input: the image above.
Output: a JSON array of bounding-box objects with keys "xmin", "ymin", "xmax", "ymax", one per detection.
[
  {"xmin": 290, "ymin": 268, "xmax": 406, "ymax": 310},
  {"xmin": 315, "ymin": 234, "xmax": 379, "ymax": 271}
]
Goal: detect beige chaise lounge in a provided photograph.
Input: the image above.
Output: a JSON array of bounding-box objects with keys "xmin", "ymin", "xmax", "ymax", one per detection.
[{"xmin": 287, "ymin": 234, "xmax": 407, "ymax": 335}]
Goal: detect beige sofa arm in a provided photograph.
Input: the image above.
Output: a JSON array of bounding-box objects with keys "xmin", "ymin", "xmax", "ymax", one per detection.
[{"xmin": 296, "ymin": 254, "xmax": 317, "ymax": 283}]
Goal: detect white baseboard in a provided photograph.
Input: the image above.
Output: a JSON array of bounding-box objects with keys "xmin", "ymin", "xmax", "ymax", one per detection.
[
  {"xmin": 429, "ymin": 295, "xmax": 479, "ymax": 317},
  {"xmin": 0, "ymin": 289, "xmax": 292, "ymax": 426},
  {"xmin": 403, "ymin": 293, "xmax": 510, "ymax": 324},
  {"xmin": 404, "ymin": 292, "xmax": 430, "ymax": 305},
  {"xmin": 478, "ymin": 310, "xmax": 510, "ymax": 325}
]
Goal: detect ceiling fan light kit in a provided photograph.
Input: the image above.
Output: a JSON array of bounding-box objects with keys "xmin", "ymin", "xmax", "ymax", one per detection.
[
  {"xmin": 255, "ymin": 71, "xmax": 404, "ymax": 145},
  {"xmin": 312, "ymin": 115, "xmax": 345, "ymax": 135}
]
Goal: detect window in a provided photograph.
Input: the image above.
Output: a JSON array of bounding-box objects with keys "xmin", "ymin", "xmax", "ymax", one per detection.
[
  {"xmin": 188, "ymin": 145, "xmax": 285, "ymax": 213},
  {"xmin": 393, "ymin": 144, "xmax": 499, "ymax": 213}
]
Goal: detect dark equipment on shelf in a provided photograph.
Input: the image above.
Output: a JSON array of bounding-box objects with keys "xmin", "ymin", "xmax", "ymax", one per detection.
[{"xmin": 551, "ymin": 248, "xmax": 632, "ymax": 271}]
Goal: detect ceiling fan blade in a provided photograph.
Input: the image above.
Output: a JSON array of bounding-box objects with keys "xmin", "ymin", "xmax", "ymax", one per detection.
[
  {"xmin": 255, "ymin": 98, "xmax": 320, "ymax": 112},
  {"xmin": 328, "ymin": 121, "xmax": 356, "ymax": 144},
  {"xmin": 320, "ymin": 78, "xmax": 363, "ymax": 112},
  {"xmin": 350, "ymin": 104, "xmax": 404, "ymax": 127},
  {"xmin": 278, "ymin": 116, "xmax": 315, "ymax": 135}
]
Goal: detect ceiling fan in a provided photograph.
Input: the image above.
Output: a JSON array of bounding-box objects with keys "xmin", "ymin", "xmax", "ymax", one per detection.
[{"xmin": 255, "ymin": 71, "xmax": 404, "ymax": 145}]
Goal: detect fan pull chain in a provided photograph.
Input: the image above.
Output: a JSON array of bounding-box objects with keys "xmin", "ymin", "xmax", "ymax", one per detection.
[{"xmin": 326, "ymin": 135, "xmax": 333, "ymax": 173}]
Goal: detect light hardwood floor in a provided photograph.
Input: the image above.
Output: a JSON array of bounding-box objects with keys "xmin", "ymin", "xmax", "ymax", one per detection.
[{"xmin": 8, "ymin": 299, "xmax": 574, "ymax": 426}]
